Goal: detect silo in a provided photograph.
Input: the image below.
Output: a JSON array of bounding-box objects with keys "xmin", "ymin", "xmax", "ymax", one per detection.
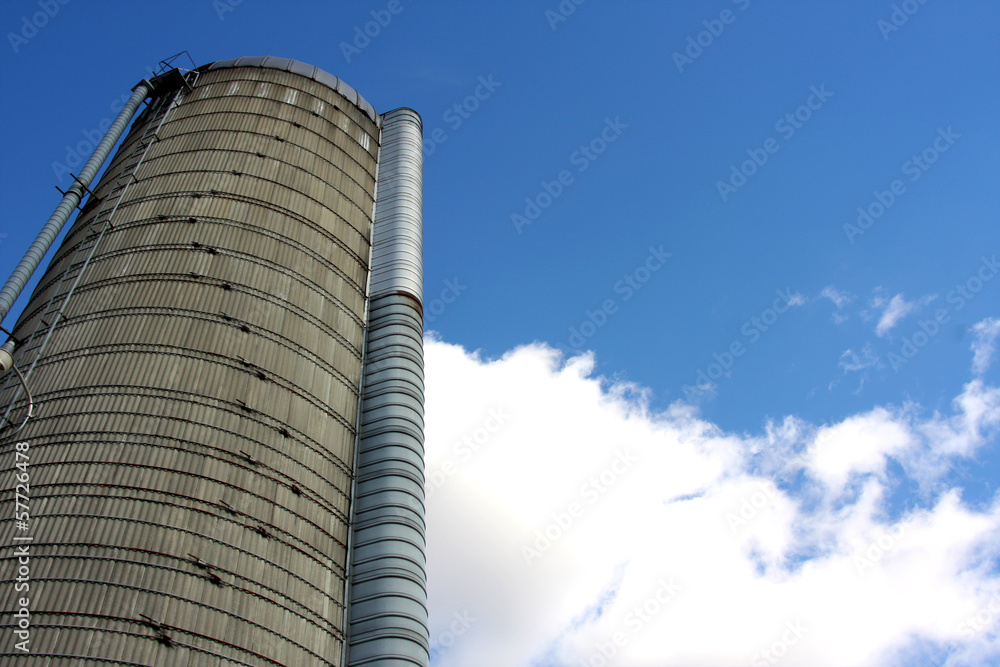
[{"xmin": 0, "ymin": 57, "xmax": 427, "ymax": 666}]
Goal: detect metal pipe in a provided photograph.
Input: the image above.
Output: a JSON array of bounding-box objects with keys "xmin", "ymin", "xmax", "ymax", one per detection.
[
  {"xmin": 0, "ymin": 339, "xmax": 14, "ymax": 374},
  {"xmin": 346, "ymin": 108, "xmax": 428, "ymax": 667},
  {"xmin": 0, "ymin": 82, "xmax": 151, "ymax": 328}
]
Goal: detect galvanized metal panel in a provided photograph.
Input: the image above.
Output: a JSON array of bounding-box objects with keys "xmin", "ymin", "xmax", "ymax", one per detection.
[
  {"xmin": 369, "ymin": 109, "xmax": 424, "ymax": 303},
  {"xmin": 0, "ymin": 58, "xmax": 388, "ymax": 665},
  {"xmin": 206, "ymin": 55, "xmax": 378, "ymax": 123},
  {"xmin": 346, "ymin": 192, "xmax": 428, "ymax": 667}
]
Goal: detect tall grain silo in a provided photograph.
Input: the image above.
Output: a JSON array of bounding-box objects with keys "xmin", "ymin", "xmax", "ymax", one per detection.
[{"xmin": 0, "ymin": 56, "xmax": 427, "ymax": 666}]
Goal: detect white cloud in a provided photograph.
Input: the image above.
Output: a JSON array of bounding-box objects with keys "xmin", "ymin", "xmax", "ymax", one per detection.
[
  {"xmin": 822, "ymin": 287, "xmax": 852, "ymax": 323},
  {"xmin": 786, "ymin": 291, "xmax": 807, "ymax": 307},
  {"xmin": 838, "ymin": 343, "xmax": 881, "ymax": 394},
  {"xmin": 867, "ymin": 290, "xmax": 937, "ymax": 337},
  {"xmin": 924, "ymin": 380, "xmax": 1000, "ymax": 458},
  {"xmin": 839, "ymin": 343, "xmax": 880, "ymax": 374},
  {"xmin": 820, "ymin": 286, "xmax": 852, "ymax": 309},
  {"xmin": 423, "ymin": 336, "xmax": 1000, "ymax": 667},
  {"xmin": 875, "ymin": 293, "xmax": 916, "ymax": 337},
  {"xmin": 800, "ymin": 407, "xmax": 912, "ymax": 495},
  {"xmin": 971, "ymin": 317, "xmax": 1000, "ymax": 376}
]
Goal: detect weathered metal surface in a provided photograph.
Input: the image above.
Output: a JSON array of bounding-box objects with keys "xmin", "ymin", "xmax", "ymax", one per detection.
[
  {"xmin": 346, "ymin": 107, "xmax": 428, "ymax": 667},
  {"xmin": 368, "ymin": 109, "xmax": 424, "ymax": 304},
  {"xmin": 0, "ymin": 59, "xmax": 391, "ymax": 665},
  {"xmin": 207, "ymin": 56, "xmax": 379, "ymax": 123}
]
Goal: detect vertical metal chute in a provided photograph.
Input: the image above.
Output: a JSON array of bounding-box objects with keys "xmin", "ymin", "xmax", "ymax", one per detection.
[
  {"xmin": 0, "ymin": 83, "xmax": 150, "ymax": 329},
  {"xmin": 347, "ymin": 108, "xmax": 428, "ymax": 666}
]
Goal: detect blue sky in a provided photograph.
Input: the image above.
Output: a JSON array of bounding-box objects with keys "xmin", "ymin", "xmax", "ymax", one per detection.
[{"xmin": 3, "ymin": 1, "xmax": 1000, "ymax": 665}]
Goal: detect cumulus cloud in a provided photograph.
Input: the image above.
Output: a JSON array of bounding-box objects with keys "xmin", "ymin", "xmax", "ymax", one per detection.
[
  {"xmin": 423, "ymin": 336, "xmax": 1000, "ymax": 667},
  {"xmin": 971, "ymin": 318, "xmax": 1000, "ymax": 376}
]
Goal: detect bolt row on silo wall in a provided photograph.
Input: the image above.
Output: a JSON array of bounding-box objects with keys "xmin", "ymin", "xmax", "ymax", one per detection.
[{"xmin": 0, "ymin": 64, "xmax": 381, "ymax": 665}]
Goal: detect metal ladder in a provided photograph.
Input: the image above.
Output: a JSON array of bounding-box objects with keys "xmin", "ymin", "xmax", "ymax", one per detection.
[{"xmin": 0, "ymin": 84, "xmax": 182, "ymax": 429}]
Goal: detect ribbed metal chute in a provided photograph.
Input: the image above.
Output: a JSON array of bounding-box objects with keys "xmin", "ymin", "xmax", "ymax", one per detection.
[
  {"xmin": 0, "ymin": 61, "xmax": 382, "ymax": 665},
  {"xmin": 347, "ymin": 296, "xmax": 428, "ymax": 667},
  {"xmin": 347, "ymin": 108, "xmax": 428, "ymax": 666}
]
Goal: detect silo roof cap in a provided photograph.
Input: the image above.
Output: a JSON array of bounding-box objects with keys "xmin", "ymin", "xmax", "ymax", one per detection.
[{"xmin": 204, "ymin": 56, "xmax": 378, "ymax": 122}]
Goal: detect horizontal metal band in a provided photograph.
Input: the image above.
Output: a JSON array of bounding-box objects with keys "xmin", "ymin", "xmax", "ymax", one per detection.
[{"xmin": 347, "ymin": 292, "xmax": 428, "ymax": 666}]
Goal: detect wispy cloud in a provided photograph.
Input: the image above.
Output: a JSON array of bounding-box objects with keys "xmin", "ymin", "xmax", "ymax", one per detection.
[
  {"xmin": 875, "ymin": 293, "xmax": 916, "ymax": 337},
  {"xmin": 971, "ymin": 317, "xmax": 1000, "ymax": 376},
  {"xmin": 820, "ymin": 286, "xmax": 852, "ymax": 309},
  {"xmin": 865, "ymin": 290, "xmax": 935, "ymax": 338},
  {"xmin": 787, "ymin": 291, "xmax": 807, "ymax": 307},
  {"xmin": 838, "ymin": 343, "xmax": 881, "ymax": 394},
  {"xmin": 839, "ymin": 343, "xmax": 880, "ymax": 373}
]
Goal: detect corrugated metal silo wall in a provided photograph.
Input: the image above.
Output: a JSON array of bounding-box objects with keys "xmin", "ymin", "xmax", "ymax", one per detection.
[{"xmin": 0, "ymin": 64, "xmax": 380, "ymax": 665}]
